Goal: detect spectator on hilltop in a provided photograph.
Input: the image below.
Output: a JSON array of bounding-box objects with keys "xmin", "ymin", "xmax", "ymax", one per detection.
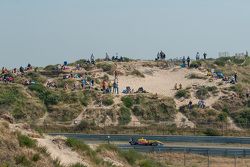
[
  {"xmin": 196, "ymin": 52, "xmax": 200, "ymax": 61},
  {"xmin": 203, "ymin": 52, "xmax": 207, "ymax": 60},
  {"xmin": 187, "ymin": 56, "xmax": 191, "ymax": 67}
]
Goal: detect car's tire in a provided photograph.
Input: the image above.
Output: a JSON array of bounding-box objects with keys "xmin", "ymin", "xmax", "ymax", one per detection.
[{"xmin": 151, "ymin": 142, "xmax": 158, "ymax": 146}]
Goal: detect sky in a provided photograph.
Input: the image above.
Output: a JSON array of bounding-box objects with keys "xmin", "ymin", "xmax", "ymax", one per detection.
[{"xmin": 0, "ymin": 0, "xmax": 249, "ymax": 68}]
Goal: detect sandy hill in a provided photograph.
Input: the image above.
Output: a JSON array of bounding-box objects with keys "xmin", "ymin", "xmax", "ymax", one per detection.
[{"xmin": 0, "ymin": 57, "xmax": 249, "ymax": 134}]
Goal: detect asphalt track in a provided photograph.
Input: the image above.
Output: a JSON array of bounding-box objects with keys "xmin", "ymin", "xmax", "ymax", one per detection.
[{"xmin": 49, "ymin": 133, "xmax": 250, "ymax": 157}]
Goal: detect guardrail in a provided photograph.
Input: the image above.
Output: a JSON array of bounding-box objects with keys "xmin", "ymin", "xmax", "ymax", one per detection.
[
  {"xmin": 118, "ymin": 145, "xmax": 250, "ymax": 157},
  {"xmin": 49, "ymin": 133, "xmax": 250, "ymax": 144}
]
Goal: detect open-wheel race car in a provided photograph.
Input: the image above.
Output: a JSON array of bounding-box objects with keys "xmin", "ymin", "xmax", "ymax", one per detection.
[{"xmin": 129, "ymin": 137, "xmax": 164, "ymax": 146}]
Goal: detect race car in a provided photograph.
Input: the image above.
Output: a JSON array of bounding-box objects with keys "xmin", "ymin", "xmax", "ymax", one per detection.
[{"xmin": 129, "ymin": 137, "xmax": 164, "ymax": 146}]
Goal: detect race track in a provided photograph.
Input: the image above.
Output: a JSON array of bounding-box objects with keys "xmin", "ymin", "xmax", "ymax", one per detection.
[{"xmin": 49, "ymin": 133, "xmax": 250, "ymax": 157}]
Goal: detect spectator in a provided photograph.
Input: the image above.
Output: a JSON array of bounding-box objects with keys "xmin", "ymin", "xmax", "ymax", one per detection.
[
  {"xmin": 196, "ymin": 52, "xmax": 200, "ymax": 60},
  {"xmin": 203, "ymin": 52, "xmax": 207, "ymax": 60},
  {"xmin": 187, "ymin": 56, "xmax": 191, "ymax": 67}
]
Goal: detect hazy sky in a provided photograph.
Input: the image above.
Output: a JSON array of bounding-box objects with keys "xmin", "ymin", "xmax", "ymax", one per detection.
[{"xmin": 0, "ymin": 0, "xmax": 249, "ymax": 68}]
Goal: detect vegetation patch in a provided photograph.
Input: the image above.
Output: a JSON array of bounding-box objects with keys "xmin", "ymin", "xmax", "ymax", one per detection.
[
  {"xmin": 119, "ymin": 106, "xmax": 131, "ymax": 125},
  {"xmin": 130, "ymin": 69, "xmax": 145, "ymax": 78},
  {"xmin": 188, "ymin": 73, "xmax": 207, "ymax": 80},
  {"xmin": 102, "ymin": 95, "xmax": 114, "ymax": 106},
  {"xmin": 175, "ymin": 89, "xmax": 191, "ymax": 99},
  {"xmin": 96, "ymin": 62, "xmax": 116, "ymax": 75},
  {"xmin": 195, "ymin": 86, "xmax": 210, "ymax": 99},
  {"xmin": 128, "ymin": 95, "xmax": 176, "ymax": 122},
  {"xmin": 18, "ymin": 134, "xmax": 36, "ymax": 148},
  {"xmin": 121, "ymin": 96, "xmax": 134, "ymax": 108}
]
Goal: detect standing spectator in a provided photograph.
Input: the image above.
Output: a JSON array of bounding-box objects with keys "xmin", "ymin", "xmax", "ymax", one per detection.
[
  {"xmin": 203, "ymin": 52, "xmax": 207, "ymax": 60},
  {"xmin": 196, "ymin": 52, "xmax": 200, "ymax": 61},
  {"xmin": 182, "ymin": 56, "xmax": 186, "ymax": 66},
  {"xmin": 234, "ymin": 72, "xmax": 238, "ymax": 83},
  {"xmin": 187, "ymin": 56, "xmax": 191, "ymax": 67},
  {"xmin": 19, "ymin": 66, "xmax": 24, "ymax": 74},
  {"xmin": 188, "ymin": 100, "xmax": 193, "ymax": 110}
]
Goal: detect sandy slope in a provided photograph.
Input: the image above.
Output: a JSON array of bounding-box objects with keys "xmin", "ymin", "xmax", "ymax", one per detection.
[
  {"xmin": 36, "ymin": 136, "xmax": 89, "ymax": 167},
  {"xmin": 118, "ymin": 67, "xmax": 214, "ymax": 97}
]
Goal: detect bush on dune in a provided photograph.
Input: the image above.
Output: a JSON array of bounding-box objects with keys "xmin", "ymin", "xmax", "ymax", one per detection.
[
  {"xmin": 121, "ymin": 96, "xmax": 134, "ymax": 108},
  {"xmin": 96, "ymin": 62, "xmax": 116, "ymax": 75},
  {"xmin": 102, "ymin": 95, "xmax": 114, "ymax": 106},
  {"xmin": 131, "ymin": 69, "xmax": 145, "ymax": 78},
  {"xmin": 119, "ymin": 106, "xmax": 131, "ymax": 125},
  {"xmin": 175, "ymin": 89, "xmax": 190, "ymax": 99},
  {"xmin": 28, "ymin": 84, "xmax": 60, "ymax": 105}
]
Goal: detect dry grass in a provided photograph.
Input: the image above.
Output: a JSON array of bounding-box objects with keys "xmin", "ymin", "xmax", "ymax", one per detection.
[{"xmin": 148, "ymin": 152, "xmax": 250, "ymax": 167}]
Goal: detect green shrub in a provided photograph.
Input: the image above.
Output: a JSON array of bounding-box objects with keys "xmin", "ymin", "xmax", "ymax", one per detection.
[
  {"xmin": 96, "ymin": 62, "xmax": 116, "ymax": 75},
  {"xmin": 70, "ymin": 163, "xmax": 87, "ymax": 167},
  {"xmin": 214, "ymin": 57, "xmax": 231, "ymax": 66},
  {"xmin": 233, "ymin": 108, "xmax": 250, "ymax": 128},
  {"xmin": 121, "ymin": 96, "xmax": 134, "ymax": 108},
  {"xmin": 196, "ymin": 86, "xmax": 209, "ymax": 99},
  {"xmin": 131, "ymin": 69, "xmax": 145, "ymax": 78},
  {"xmin": 217, "ymin": 112, "xmax": 228, "ymax": 122},
  {"xmin": 247, "ymin": 100, "xmax": 250, "ymax": 108},
  {"xmin": 44, "ymin": 65, "xmax": 58, "ymax": 71},
  {"xmin": 45, "ymin": 93, "xmax": 60, "ymax": 105},
  {"xmin": 102, "ymin": 96, "xmax": 114, "ymax": 106},
  {"xmin": 190, "ymin": 61, "xmax": 202, "ymax": 68},
  {"xmin": 229, "ymin": 84, "xmax": 243, "ymax": 94},
  {"xmin": 119, "ymin": 106, "xmax": 131, "ymax": 125},
  {"xmin": 207, "ymin": 86, "xmax": 218, "ymax": 94},
  {"xmin": 32, "ymin": 153, "xmax": 41, "ymax": 162},
  {"xmin": 96, "ymin": 144, "xmax": 119, "ymax": 153},
  {"xmin": 188, "ymin": 73, "xmax": 207, "ymax": 79},
  {"xmin": 18, "ymin": 134, "xmax": 36, "ymax": 148},
  {"xmin": 120, "ymin": 150, "xmax": 142, "ymax": 165},
  {"xmin": 204, "ymin": 128, "xmax": 221, "ymax": 136},
  {"xmin": 80, "ymin": 96, "xmax": 90, "ymax": 107},
  {"xmin": 0, "ymin": 86, "xmax": 23, "ymax": 105},
  {"xmin": 75, "ymin": 120, "xmax": 93, "ymax": 131},
  {"xmin": 27, "ymin": 72, "xmax": 46, "ymax": 83},
  {"xmin": 175, "ymin": 89, "xmax": 190, "ymax": 99},
  {"xmin": 66, "ymin": 138, "xmax": 101, "ymax": 164},
  {"xmin": 28, "ymin": 84, "xmax": 60, "ymax": 105},
  {"xmin": 15, "ymin": 155, "xmax": 31, "ymax": 166},
  {"xmin": 132, "ymin": 105, "xmax": 143, "ymax": 116},
  {"xmin": 139, "ymin": 159, "xmax": 164, "ymax": 167}
]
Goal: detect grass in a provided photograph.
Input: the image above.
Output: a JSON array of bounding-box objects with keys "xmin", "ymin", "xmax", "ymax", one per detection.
[
  {"xmin": 15, "ymin": 155, "xmax": 32, "ymax": 167},
  {"xmin": 75, "ymin": 120, "xmax": 96, "ymax": 131},
  {"xmin": 131, "ymin": 69, "xmax": 145, "ymax": 78},
  {"xmin": 28, "ymin": 84, "xmax": 60, "ymax": 105},
  {"xmin": 190, "ymin": 60, "xmax": 202, "ymax": 68},
  {"xmin": 102, "ymin": 95, "xmax": 114, "ymax": 106},
  {"xmin": 120, "ymin": 149, "xmax": 142, "ymax": 165},
  {"xmin": 232, "ymin": 108, "xmax": 250, "ymax": 128},
  {"xmin": 96, "ymin": 62, "xmax": 116, "ymax": 75},
  {"xmin": 18, "ymin": 134, "xmax": 36, "ymax": 148},
  {"xmin": 204, "ymin": 128, "xmax": 221, "ymax": 136},
  {"xmin": 121, "ymin": 96, "xmax": 134, "ymax": 108},
  {"xmin": 188, "ymin": 73, "xmax": 207, "ymax": 80},
  {"xmin": 48, "ymin": 103, "xmax": 82, "ymax": 122},
  {"xmin": 26, "ymin": 72, "xmax": 47, "ymax": 84},
  {"xmin": 66, "ymin": 138, "xmax": 102, "ymax": 165},
  {"xmin": 195, "ymin": 86, "xmax": 210, "ymax": 99},
  {"xmin": 70, "ymin": 163, "xmax": 87, "ymax": 167},
  {"xmin": 32, "ymin": 153, "xmax": 41, "ymax": 162},
  {"xmin": 175, "ymin": 89, "xmax": 191, "ymax": 99},
  {"xmin": 128, "ymin": 95, "xmax": 176, "ymax": 122},
  {"xmin": 119, "ymin": 106, "xmax": 131, "ymax": 125},
  {"xmin": 119, "ymin": 149, "xmax": 165, "ymax": 167}
]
